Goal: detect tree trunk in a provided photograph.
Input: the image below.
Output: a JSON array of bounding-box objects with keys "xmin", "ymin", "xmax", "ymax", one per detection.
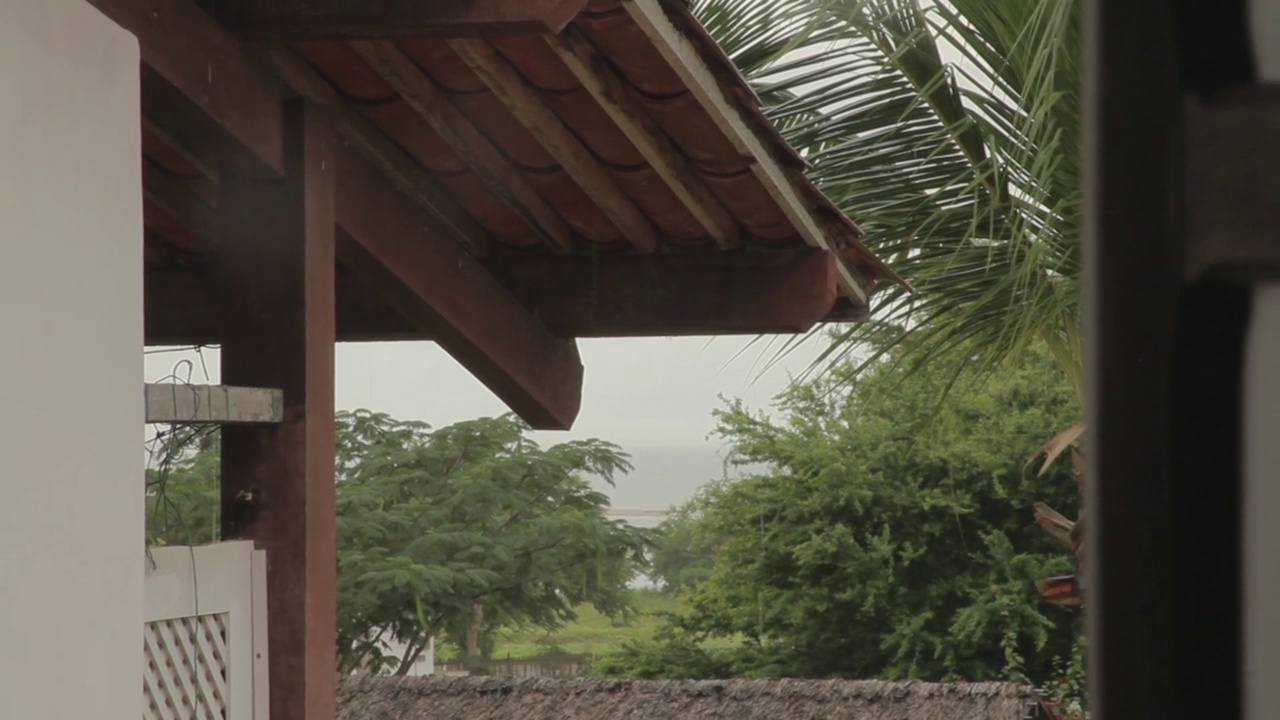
[
  {"xmin": 465, "ymin": 602, "xmax": 484, "ymax": 673},
  {"xmin": 393, "ymin": 638, "xmax": 427, "ymax": 676}
]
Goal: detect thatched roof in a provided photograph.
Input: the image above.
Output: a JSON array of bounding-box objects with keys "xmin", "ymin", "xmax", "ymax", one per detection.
[{"xmin": 337, "ymin": 675, "xmax": 1045, "ymax": 720}]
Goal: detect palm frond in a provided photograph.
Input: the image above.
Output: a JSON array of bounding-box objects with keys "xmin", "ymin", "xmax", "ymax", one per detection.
[{"xmin": 696, "ymin": 0, "xmax": 1083, "ymax": 396}]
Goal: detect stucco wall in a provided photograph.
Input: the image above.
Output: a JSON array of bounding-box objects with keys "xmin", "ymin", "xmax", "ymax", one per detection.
[{"xmin": 0, "ymin": 1, "xmax": 144, "ymax": 717}]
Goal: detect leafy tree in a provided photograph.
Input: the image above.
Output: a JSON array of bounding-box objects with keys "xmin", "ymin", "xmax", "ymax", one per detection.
[
  {"xmin": 597, "ymin": 343, "xmax": 1084, "ymax": 683},
  {"xmin": 146, "ymin": 427, "xmax": 220, "ymax": 547},
  {"xmin": 146, "ymin": 411, "xmax": 652, "ymax": 675},
  {"xmin": 648, "ymin": 498, "xmax": 719, "ymax": 594},
  {"xmin": 697, "ymin": 0, "xmax": 1091, "ymax": 624}
]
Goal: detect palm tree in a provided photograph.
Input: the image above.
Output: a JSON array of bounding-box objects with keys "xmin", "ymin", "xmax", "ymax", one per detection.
[{"xmin": 693, "ymin": 0, "xmax": 1085, "ymax": 597}]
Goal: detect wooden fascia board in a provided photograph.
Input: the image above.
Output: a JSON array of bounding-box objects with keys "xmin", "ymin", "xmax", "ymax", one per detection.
[
  {"xmin": 209, "ymin": 0, "xmax": 591, "ymax": 40},
  {"xmin": 621, "ymin": 0, "xmax": 870, "ymax": 306}
]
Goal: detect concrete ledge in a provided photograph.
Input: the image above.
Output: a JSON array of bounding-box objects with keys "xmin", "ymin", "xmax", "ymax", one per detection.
[{"xmin": 144, "ymin": 384, "xmax": 283, "ymax": 424}]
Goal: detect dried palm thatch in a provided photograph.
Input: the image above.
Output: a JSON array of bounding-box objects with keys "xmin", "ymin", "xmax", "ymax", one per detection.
[{"xmin": 337, "ymin": 675, "xmax": 1045, "ymax": 720}]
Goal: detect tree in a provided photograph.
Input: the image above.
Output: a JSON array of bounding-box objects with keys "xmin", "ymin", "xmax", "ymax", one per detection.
[
  {"xmin": 597, "ymin": 343, "xmax": 1085, "ymax": 683},
  {"xmin": 696, "ymin": 0, "xmax": 1089, "ymax": 622},
  {"xmin": 647, "ymin": 497, "xmax": 719, "ymax": 594},
  {"xmin": 698, "ymin": 0, "xmax": 1082, "ymax": 392},
  {"xmin": 146, "ymin": 411, "xmax": 653, "ymax": 675}
]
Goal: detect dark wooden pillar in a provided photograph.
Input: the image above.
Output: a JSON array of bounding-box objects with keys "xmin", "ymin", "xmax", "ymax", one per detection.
[
  {"xmin": 1086, "ymin": 1, "xmax": 1257, "ymax": 719},
  {"xmin": 219, "ymin": 100, "xmax": 337, "ymax": 720},
  {"xmin": 1082, "ymin": 0, "xmax": 1181, "ymax": 718}
]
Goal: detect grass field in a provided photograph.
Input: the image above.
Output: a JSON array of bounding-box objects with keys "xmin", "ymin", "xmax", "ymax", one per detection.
[{"xmin": 436, "ymin": 590, "xmax": 688, "ymax": 661}]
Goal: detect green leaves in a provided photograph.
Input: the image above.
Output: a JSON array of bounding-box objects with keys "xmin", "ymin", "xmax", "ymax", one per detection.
[
  {"xmin": 606, "ymin": 345, "xmax": 1083, "ymax": 682},
  {"xmin": 695, "ymin": 0, "xmax": 1083, "ymax": 397},
  {"xmin": 145, "ymin": 409, "xmax": 653, "ymax": 676},
  {"xmin": 330, "ymin": 411, "xmax": 652, "ymax": 673}
]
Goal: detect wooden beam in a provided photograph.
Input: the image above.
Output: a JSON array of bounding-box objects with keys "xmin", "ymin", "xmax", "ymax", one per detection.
[
  {"xmin": 218, "ymin": 102, "xmax": 337, "ymax": 720},
  {"xmin": 86, "ymin": 0, "xmax": 283, "ymax": 177},
  {"xmin": 146, "ymin": 260, "xmax": 413, "ymax": 346},
  {"xmin": 622, "ymin": 0, "xmax": 869, "ymax": 303},
  {"xmin": 271, "ymin": 48, "xmax": 489, "ymax": 256},
  {"xmin": 448, "ymin": 38, "xmax": 659, "ymax": 253},
  {"xmin": 145, "ymin": 384, "xmax": 283, "ymax": 424},
  {"xmin": 493, "ymin": 249, "xmax": 840, "ymax": 337},
  {"xmin": 1084, "ymin": 0, "xmax": 1181, "ymax": 715},
  {"xmin": 547, "ymin": 26, "xmax": 740, "ymax": 248},
  {"xmin": 145, "ymin": 249, "xmax": 849, "ymax": 345},
  {"xmin": 349, "ymin": 40, "xmax": 574, "ymax": 252},
  {"xmin": 335, "ymin": 144, "xmax": 583, "ymax": 430},
  {"xmin": 210, "ymin": 0, "xmax": 589, "ymax": 40}
]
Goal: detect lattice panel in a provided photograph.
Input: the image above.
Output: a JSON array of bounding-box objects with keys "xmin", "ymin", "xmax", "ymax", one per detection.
[{"xmin": 143, "ymin": 614, "xmax": 230, "ymax": 720}]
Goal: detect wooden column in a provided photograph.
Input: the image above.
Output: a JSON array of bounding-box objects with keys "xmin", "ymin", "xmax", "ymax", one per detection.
[
  {"xmin": 1083, "ymin": 0, "xmax": 1181, "ymax": 718},
  {"xmin": 218, "ymin": 101, "xmax": 337, "ymax": 720}
]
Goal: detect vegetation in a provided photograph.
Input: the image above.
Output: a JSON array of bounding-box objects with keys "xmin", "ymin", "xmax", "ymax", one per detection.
[
  {"xmin": 595, "ymin": 343, "xmax": 1085, "ymax": 685},
  {"xmin": 701, "ymin": 0, "xmax": 1083, "ymax": 393},
  {"xmin": 148, "ymin": 3, "xmax": 1089, "ymax": 714},
  {"xmin": 445, "ymin": 589, "xmax": 732, "ymax": 661},
  {"xmin": 146, "ymin": 411, "xmax": 653, "ymax": 675}
]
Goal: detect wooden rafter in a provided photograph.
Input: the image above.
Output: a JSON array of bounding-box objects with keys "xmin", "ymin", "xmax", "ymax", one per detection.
[
  {"xmin": 142, "ymin": 162, "xmax": 217, "ymax": 248},
  {"xmin": 142, "ymin": 118, "xmax": 218, "ymax": 185},
  {"xmin": 86, "ymin": 0, "xmax": 283, "ymax": 177},
  {"xmin": 210, "ymin": 0, "xmax": 590, "ymax": 40},
  {"xmin": 334, "ymin": 144, "xmax": 584, "ymax": 430},
  {"xmin": 272, "ymin": 49, "xmax": 490, "ymax": 255},
  {"xmin": 547, "ymin": 26, "xmax": 740, "ymax": 249},
  {"xmin": 622, "ymin": 0, "xmax": 870, "ymax": 304},
  {"xmin": 448, "ymin": 38, "xmax": 659, "ymax": 253},
  {"xmin": 349, "ymin": 40, "xmax": 574, "ymax": 253}
]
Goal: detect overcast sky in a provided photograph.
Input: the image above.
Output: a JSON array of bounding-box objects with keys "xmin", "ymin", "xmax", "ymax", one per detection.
[{"xmin": 145, "ymin": 335, "xmax": 829, "ymax": 512}]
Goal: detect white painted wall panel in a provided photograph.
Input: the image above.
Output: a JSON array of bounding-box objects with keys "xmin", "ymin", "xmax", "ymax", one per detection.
[
  {"xmin": 0, "ymin": 1, "xmax": 144, "ymax": 717},
  {"xmin": 1246, "ymin": 285, "xmax": 1280, "ymax": 720}
]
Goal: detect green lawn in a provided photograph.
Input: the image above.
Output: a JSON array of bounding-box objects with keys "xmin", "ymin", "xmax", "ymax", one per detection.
[
  {"xmin": 485, "ymin": 589, "xmax": 678, "ymax": 660},
  {"xmin": 434, "ymin": 589, "xmax": 742, "ymax": 662}
]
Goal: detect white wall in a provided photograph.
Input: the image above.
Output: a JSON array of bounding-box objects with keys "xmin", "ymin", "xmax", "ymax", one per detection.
[
  {"xmin": 1245, "ymin": 285, "xmax": 1280, "ymax": 720},
  {"xmin": 0, "ymin": 2, "xmax": 143, "ymax": 718}
]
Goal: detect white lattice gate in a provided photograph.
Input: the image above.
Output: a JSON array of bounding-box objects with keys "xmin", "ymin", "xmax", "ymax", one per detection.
[{"xmin": 144, "ymin": 541, "xmax": 268, "ymax": 720}]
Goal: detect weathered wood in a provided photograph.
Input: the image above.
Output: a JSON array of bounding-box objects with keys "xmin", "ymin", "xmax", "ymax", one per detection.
[
  {"xmin": 547, "ymin": 26, "xmax": 739, "ymax": 248},
  {"xmin": 210, "ymin": 0, "xmax": 589, "ymax": 40},
  {"xmin": 622, "ymin": 0, "xmax": 868, "ymax": 303},
  {"xmin": 85, "ymin": 0, "xmax": 283, "ymax": 177},
  {"xmin": 271, "ymin": 48, "xmax": 489, "ymax": 256},
  {"xmin": 448, "ymin": 38, "xmax": 659, "ymax": 253},
  {"xmin": 145, "ymin": 248, "xmax": 856, "ymax": 345},
  {"xmin": 349, "ymin": 40, "xmax": 574, "ymax": 252},
  {"xmin": 218, "ymin": 101, "xmax": 337, "ymax": 720},
  {"xmin": 334, "ymin": 144, "xmax": 583, "ymax": 430},
  {"xmin": 144, "ymin": 384, "xmax": 283, "ymax": 424}
]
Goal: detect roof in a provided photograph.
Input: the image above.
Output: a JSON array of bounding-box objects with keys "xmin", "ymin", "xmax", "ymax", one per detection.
[
  {"xmin": 142, "ymin": 0, "xmax": 902, "ymax": 347},
  {"xmin": 335, "ymin": 675, "xmax": 1045, "ymax": 720}
]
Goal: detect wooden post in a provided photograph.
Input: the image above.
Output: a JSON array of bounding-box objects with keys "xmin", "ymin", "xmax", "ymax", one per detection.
[{"xmin": 218, "ymin": 100, "xmax": 337, "ymax": 720}]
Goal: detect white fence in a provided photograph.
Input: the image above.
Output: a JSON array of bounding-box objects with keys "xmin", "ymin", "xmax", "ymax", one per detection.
[{"xmin": 144, "ymin": 541, "xmax": 268, "ymax": 720}]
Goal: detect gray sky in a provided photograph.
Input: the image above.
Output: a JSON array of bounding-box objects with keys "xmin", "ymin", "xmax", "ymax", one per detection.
[{"xmin": 145, "ymin": 335, "xmax": 828, "ymax": 511}]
